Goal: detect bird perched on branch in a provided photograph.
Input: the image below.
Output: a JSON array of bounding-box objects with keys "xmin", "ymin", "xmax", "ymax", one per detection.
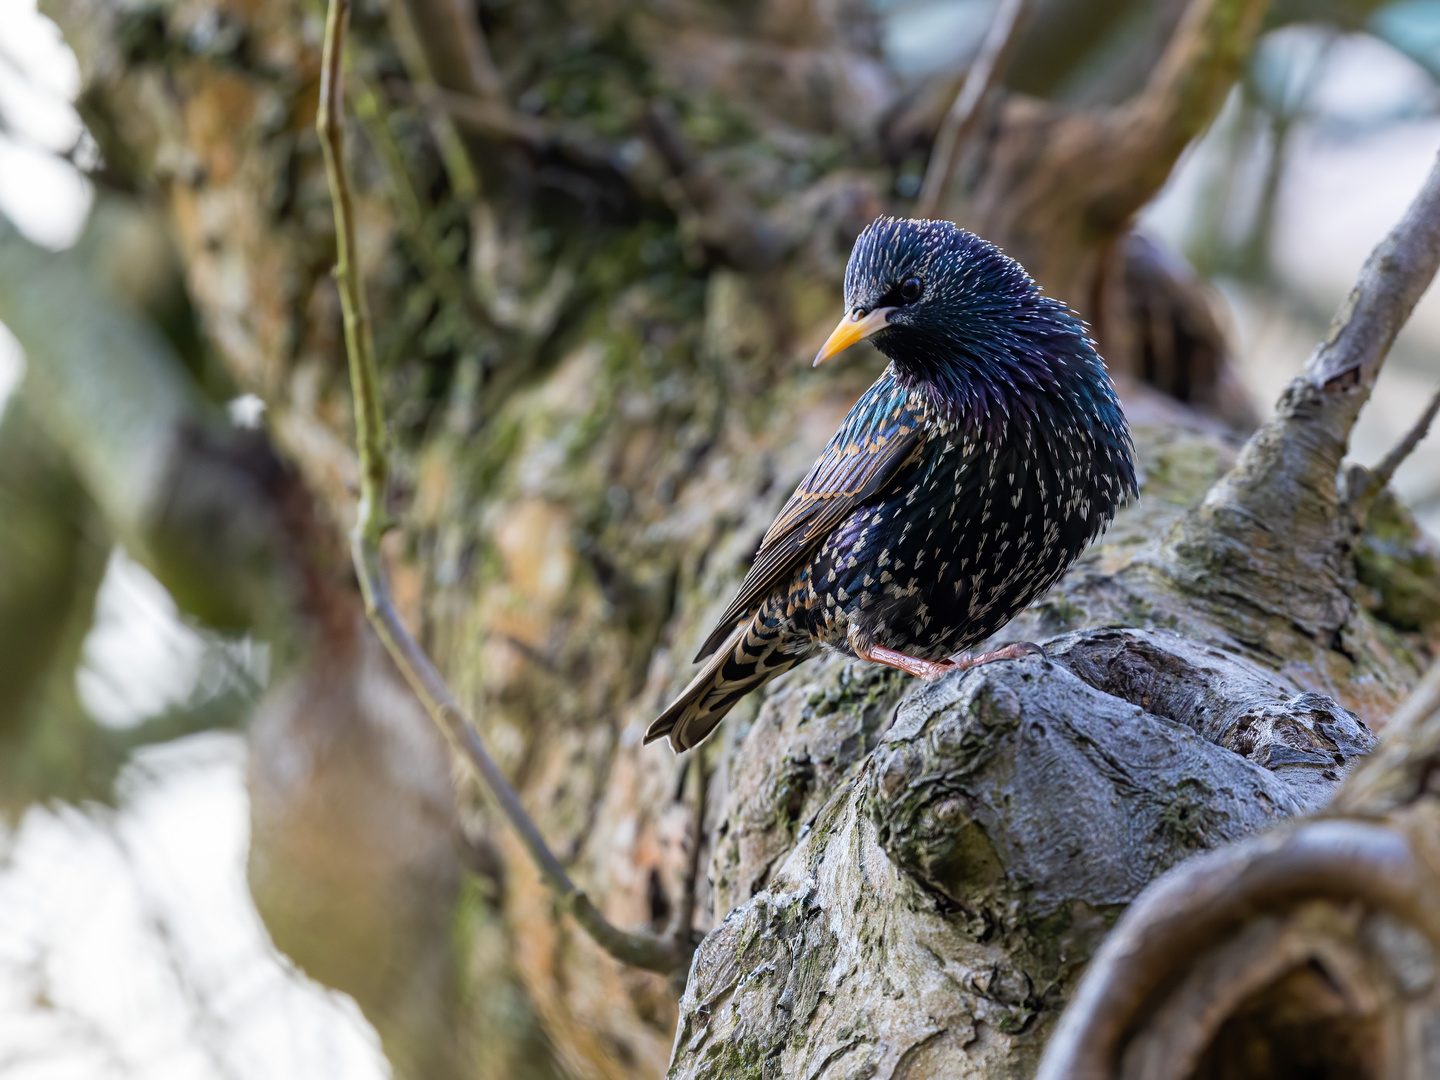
[{"xmin": 646, "ymin": 217, "xmax": 1137, "ymax": 752}]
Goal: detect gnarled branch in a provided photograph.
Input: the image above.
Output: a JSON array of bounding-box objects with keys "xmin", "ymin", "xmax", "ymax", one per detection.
[
  {"xmin": 1035, "ymin": 818, "xmax": 1440, "ymax": 1080},
  {"xmin": 1034, "ymin": 154, "xmax": 1440, "ymax": 1077}
]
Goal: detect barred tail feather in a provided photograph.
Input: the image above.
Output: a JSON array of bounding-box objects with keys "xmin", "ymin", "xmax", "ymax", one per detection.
[{"xmin": 644, "ymin": 613, "xmax": 807, "ymax": 752}]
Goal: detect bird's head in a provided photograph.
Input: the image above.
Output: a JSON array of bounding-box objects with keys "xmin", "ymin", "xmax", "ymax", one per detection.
[
  {"xmin": 816, "ymin": 216, "xmax": 1137, "ymax": 502},
  {"xmin": 813, "ymin": 217, "xmax": 1104, "ymax": 409},
  {"xmin": 815, "ymin": 216, "xmax": 946, "ymax": 366}
]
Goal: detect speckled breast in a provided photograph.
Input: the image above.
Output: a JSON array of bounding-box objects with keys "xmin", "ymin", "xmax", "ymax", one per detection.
[{"xmin": 787, "ymin": 417, "xmax": 1109, "ymax": 660}]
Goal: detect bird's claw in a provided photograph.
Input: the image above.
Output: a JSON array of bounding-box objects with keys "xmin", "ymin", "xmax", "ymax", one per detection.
[{"xmin": 958, "ymin": 641, "xmax": 1047, "ymax": 669}]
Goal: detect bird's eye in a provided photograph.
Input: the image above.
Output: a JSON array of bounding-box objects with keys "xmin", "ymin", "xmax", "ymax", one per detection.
[{"xmin": 900, "ymin": 277, "xmax": 923, "ymax": 303}]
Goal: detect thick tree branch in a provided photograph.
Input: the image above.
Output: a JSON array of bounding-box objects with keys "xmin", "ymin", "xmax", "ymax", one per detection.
[
  {"xmin": 1162, "ymin": 150, "xmax": 1440, "ymax": 639},
  {"xmin": 916, "ymin": 0, "xmax": 1030, "ymax": 219},
  {"xmin": 1032, "ymin": 644, "xmax": 1440, "ymax": 1079},
  {"xmin": 930, "ymin": 0, "xmax": 1270, "ymax": 408},
  {"xmin": 318, "ymin": 0, "xmax": 693, "ymax": 978},
  {"xmin": 1032, "ymin": 155, "xmax": 1440, "ymax": 1078},
  {"xmin": 1117, "ymin": 0, "xmax": 1272, "ymax": 167},
  {"xmin": 961, "ymin": 0, "xmax": 1271, "ymax": 236},
  {"xmin": 1034, "ymin": 818, "xmax": 1440, "ymax": 1080}
]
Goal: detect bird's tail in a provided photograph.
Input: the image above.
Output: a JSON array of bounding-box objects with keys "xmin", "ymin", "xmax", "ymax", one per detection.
[{"xmin": 644, "ymin": 609, "xmax": 807, "ymax": 752}]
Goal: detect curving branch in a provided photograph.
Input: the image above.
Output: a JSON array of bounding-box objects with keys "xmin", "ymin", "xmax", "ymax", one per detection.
[
  {"xmin": 915, "ymin": 0, "xmax": 1031, "ymax": 219},
  {"xmin": 1034, "ymin": 818, "xmax": 1440, "ymax": 1080},
  {"xmin": 317, "ymin": 0, "xmax": 694, "ymax": 978},
  {"xmin": 928, "ymin": 0, "xmax": 1271, "ymax": 407},
  {"xmin": 1108, "ymin": 0, "xmax": 1274, "ymax": 202},
  {"xmin": 962, "ymin": 0, "xmax": 1273, "ymax": 234}
]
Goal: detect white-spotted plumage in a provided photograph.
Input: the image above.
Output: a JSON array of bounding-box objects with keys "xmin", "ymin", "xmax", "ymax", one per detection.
[{"xmin": 645, "ymin": 217, "xmax": 1136, "ymax": 752}]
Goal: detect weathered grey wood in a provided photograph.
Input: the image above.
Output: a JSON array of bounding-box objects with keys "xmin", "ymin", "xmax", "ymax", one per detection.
[
  {"xmin": 673, "ymin": 645, "xmax": 1364, "ymax": 1079},
  {"xmin": 1022, "ymin": 150, "xmax": 1440, "ymax": 1080},
  {"xmin": 1049, "ymin": 627, "xmax": 1375, "ymax": 811}
]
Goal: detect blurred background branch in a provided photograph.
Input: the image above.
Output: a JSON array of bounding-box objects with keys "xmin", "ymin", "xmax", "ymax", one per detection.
[{"xmin": 916, "ymin": 0, "xmax": 1032, "ymax": 216}]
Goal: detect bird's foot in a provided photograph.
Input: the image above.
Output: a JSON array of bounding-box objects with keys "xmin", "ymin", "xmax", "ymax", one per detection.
[
  {"xmin": 967, "ymin": 641, "xmax": 1046, "ymax": 665},
  {"xmin": 862, "ymin": 645, "xmax": 958, "ymax": 680},
  {"xmin": 860, "ymin": 641, "xmax": 1045, "ymax": 681}
]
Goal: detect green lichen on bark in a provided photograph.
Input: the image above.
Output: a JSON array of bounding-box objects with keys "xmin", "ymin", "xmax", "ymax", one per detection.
[{"xmin": 1355, "ymin": 484, "xmax": 1440, "ymax": 633}]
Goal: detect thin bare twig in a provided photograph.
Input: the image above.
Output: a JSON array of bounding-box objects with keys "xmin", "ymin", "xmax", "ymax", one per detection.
[
  {"xmin": 1359, "ymin": 382, "xmax": 1440, "ymax": 509},
  {"xmin": 317, "ymin": 0, "xmax": 693, "ymax": 977},
  {"xmin": 916, "ymin": 0, "xmax": 1030, "ymax": 219},
  {"xmin": 318, "ymin": 2, "xmax": 387, "ymax": 548}
]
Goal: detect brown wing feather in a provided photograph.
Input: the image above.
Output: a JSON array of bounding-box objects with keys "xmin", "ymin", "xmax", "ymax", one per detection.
[{"xmin": 694, "ymin": 382, "xmax": 926, "ymax": 661}]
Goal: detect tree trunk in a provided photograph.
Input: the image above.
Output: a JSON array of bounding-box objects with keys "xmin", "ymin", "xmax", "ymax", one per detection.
[{"xmin": 20, "ymin": 0, "xmax": 1439, "ymax": 1076}]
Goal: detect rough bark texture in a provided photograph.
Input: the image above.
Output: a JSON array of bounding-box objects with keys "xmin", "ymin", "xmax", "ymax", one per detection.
[
  {"xmin": 15, "ymin": 0, "xmax": 1439, "ymax": 1076},
  {"xmin": 1034, "ymin": 658, "xmax": 1440, "ymax": 1079},
  {"xmin": 675, "ymin": 654, "xmax": 1346, "ymax": 1080}
]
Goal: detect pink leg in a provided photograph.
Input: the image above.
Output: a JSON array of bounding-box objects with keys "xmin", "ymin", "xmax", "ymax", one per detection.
[{"xmin": 858, "ymin": 641, "xmax": 1045, "ymax": 681}]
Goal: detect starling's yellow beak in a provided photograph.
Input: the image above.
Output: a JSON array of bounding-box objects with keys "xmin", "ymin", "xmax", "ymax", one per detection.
[{"xmin": 813, "ymin": 306, "xmax": 895, "ymax": 366}]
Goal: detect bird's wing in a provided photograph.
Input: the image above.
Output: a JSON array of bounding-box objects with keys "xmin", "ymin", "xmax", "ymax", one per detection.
[{"xmin": 694, "ymin": 377, "xmax": 927, "ymax": 661}]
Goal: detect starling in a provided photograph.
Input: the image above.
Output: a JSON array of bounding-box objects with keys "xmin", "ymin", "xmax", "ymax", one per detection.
[{"xmin": 645, "ymin": 217, "xmax": 1137, "ymax": 752}]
